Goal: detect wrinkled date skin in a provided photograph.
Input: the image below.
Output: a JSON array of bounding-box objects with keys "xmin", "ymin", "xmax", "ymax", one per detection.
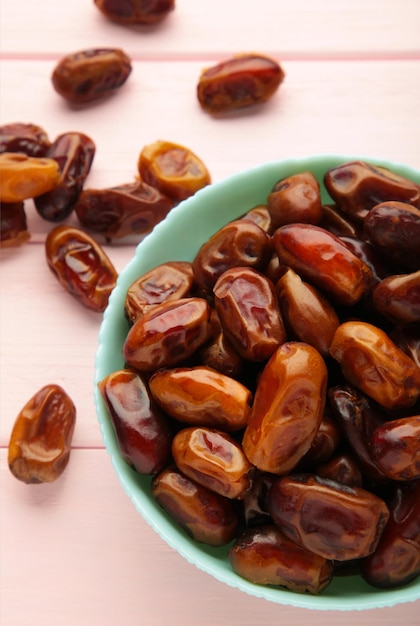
[
  {"xmin": 45, "ymin": 225, "xmax": 118, "ymax": 312},
  {"xmin": 242, "ymin": 342, "xmax": 328, "ymax": 475},
  {"xmin": 0, "ymin": 202, "xmax": 30, "ymax": 247},
  {"xmin": 273, "ymin": 223, "xmax": 374, "ymax": 306},
  {"xmin": 123, "ymin": 297, "xmax": 213, "ymax": 371},
  {"xmin": 51, "ymin": 48, "xmax": 132, "ymax": 104},
  {"xmin": 0, "ymin": 122, "xmax": 51, "ymax": 157},
  {"xmin": 242, "ymin": 472, "xmax": 277, "ymax": 527},
  {"xmin": 276, "ymin": 267, "xmax": 340, "ymax": 358},
  {"xmin": 192, "ymin": 219, "xmax": 272, "ymax": 295},
  {"xmin": 35, "ymin": 132, "xmax": 96, "ymax": 222},
  {"xmin": 124, "ymin": 261, "xmax": 194, "ymax": 323},
  {"xmin": 8, "ymin": 384, "xmax": 76, "ymax": 484},
  {"xmin": 138, "ymin": 140, "xmax": 211, "ymax": 201},
  {"xmin": 364, "ymin": 201, "xmax": 420, "ymax": 272},
  {"xmin": 241, "ymin": 204, "xmax": 273, "ymax": 234},
  {"xmin": 329, "ymin": 321, "xmax": 420, "ymax": 410},
  {"xmin": 324, "ymin": 161, "xmax": 420, "ymax": 222},
  {"xmin": 171, "ymin": 426, "xmax": 255, "ymax": 499},
  {"xmin": 198, "ymin": 330, "xmax": 244, "ymax": 379},
  {"xmin": 197, "ymin": 53, "xmax": 285, "ymax": 114},
  {"xmin": 267, "ymin": 171, "xmax": 323, "ymax": 229},
  {"xmin": 268, "ymin": 474, "xmax": 390, "ymax": 561},
  {"xmin": 98, "ymin": 369, "xmax": 172, "ymax": 474},
  {"xmin": 370, "ymin": 415, "xmax": 420, "ymax": 481},
  {"xmin": 214, "ymin": 267, "xmax": 286, "ymax": 362},
  {"xmin": 229, "ymin": 524, "xmax": 334, "ymax": 594},
  {"xmin": 148, "ymin": 366, "xmax": 252, "ymax": 432},
  {"xmin": 75, "ymin": 180, "xmax": 175, "ymax": 242},
  {"xmin": 372, "ymin": 270, "xmax": 420, "ymax": 325},
  {"xmin": 0, "ymin": 152, "xmax": 60, "ymax": 203},
  {"xmin": 151, "ymin": 465, "xmax": 239, "ymax": 546},
  {"xmin": 361, "ymin": 481, "xmax": 420, "ymax": 588},
  {"xmin": 94, "ymin": 0, "xmax": 175, "ymax": 25},
  {"xmin": 316, "ymin": 453, "xmax": 364, "ymax": 487}
]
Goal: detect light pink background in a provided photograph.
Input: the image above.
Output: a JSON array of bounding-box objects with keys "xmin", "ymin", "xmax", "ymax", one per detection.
[{"xmin": 1, "ymin": 1, "xmax": 419, "ymax": 624}]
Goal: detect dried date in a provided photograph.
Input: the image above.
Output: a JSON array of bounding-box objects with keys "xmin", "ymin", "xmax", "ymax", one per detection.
[
  {"xmin": 0, "ymin": 202, "xmax": 30, "ymax": 247},
  {"xmin": 372, "ymin": 270, "xmax": 420, "ymax": 325},
  {"xmin": 0, "ymin": 122, "xmax": 51, "ymax": 157},
  {"xmin": 267, "ymin": 171, "xmax": 323, "ymax": 229},
  {"xmin": 94, "ymin": 0, "xmax": 175, "ymax": 25},
  {"xmin": 370, "ymin": 415, "xmax": 420, "ymax": 481},
  {"xmin": 0, "ymin": 152, "xmax": 60, "ymax": 203}
]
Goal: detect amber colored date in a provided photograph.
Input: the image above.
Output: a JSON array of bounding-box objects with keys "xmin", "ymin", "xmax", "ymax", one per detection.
[
  {"xmin": 241, "ymin": 204, "xmax": 273, "ymax": 234},
  {"xmin": 361, "ymin": 481, "xmax": 420, "ymax": 588},
  {"xmin": 242, "ymin": 342, "xmax": 327, "ymax": 475},
  {"xmin": 148, "ymin": 366, "xmax": 252, "ymax": 432},
  {"xmin": 94, "ymin": 0, "xmax": 175, "ymax": 24},
  {"xmin": 273, "ymin": 223, "xmax": 374, "ymax": 306},
  {"xmin": 8, "ymin": 384, "xmax": 76, "ymax": 484},
  {"xmin": 35, "ymin": 131, "xmax": 96, "ymax": 222},
  {"xmin": 0, "ymin": 152, "xmax": 60, "ymax": 203},
  {"xmin": 324, "ymin": 161, "xmax": 420, "ymax": 222},
  {"xmin": 214, "ymin": 267, "xmax": 286, "ymax": 362},
  {"xmin": 372, "ymin": 270, "xmax": 420, "ymax": 325},
  {"xmin": 268, "ymin": 474, "xmax": 390, "ymax": 561},
  {"xmin": 229, "ymin": 524, "xmax": 333, "ymax": 594},
  {"xmin": 171, "ymin": 426, "xmax": 254, "ymax": 499},
  {"xmin": 329, "ymin": 321, "xmax": 420, "ymax": 410},
  {"xmin": 151, "ymin": 465, "xmax": 239, "ymax": 546},
  {"xmin": 267, "ymin": 171, "xmax": 323, "ymax": 229},
  {"xmin": 0, "ymin": 122, "xmax": 51, "ymax": 157},
  {"xmin": 370, "ymin": 415, "xmax": 420, "ymax": 481},
  {"xmin": 124, "ymin": 261, "xmax": 194, "ymax": 323},
  {"xmin": 98, "ymin": 369, "xmax": 172, "ymax": 474},
  {"xmin": 0, "ymin": 202, "xmax": 30, "ymax": 247},
  {"xmin": 45, "ymin": 225, "xmax": 118, "ymax": 312},
  {"xmin": 390, "ymin": 325, "xmax": 420, "ymax": 368},
  {"xmin": 138, "ymin": 140, "xmax": 211, "ymax": 201},
  {"xmin": 123, "ymin": 297, "xmax": 213, "ymax": 372},
  {"xmin": 297, "ymin": 409, "xmax": 342, "ymax": 469},
  {"xmin": 197, "ymin": 53, "xmax": 285, "ymax": 114},
  {"xmin": 51, "ymin": 48, "xmax": 132, "ymax": 104},
  {"xmin": 75, "ymin": 181, "xmax": 175, "ymax": 242}
]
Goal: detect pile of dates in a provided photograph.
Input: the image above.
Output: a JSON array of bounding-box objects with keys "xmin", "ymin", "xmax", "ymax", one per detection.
[{"xmin": 99, "ymin": 159, "xmax": 420, "ymax": 596}]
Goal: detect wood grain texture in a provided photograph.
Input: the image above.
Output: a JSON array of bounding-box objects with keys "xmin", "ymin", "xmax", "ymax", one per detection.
[{"xmin": 1, "ymin": 0, "xmax": 419, "ymax": 623}]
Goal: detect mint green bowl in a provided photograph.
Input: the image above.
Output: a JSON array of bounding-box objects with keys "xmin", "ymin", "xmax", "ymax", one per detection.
[{"xmin": 95, "ymin": 155, "xmax": 420, "ymax": 611}]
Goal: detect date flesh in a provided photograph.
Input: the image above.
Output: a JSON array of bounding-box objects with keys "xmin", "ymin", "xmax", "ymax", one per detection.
[
  {"xmin": 45, "ymin": 225, "xmax": 118, "ymax": 312},
  {"xmin": 0, "ymin": 152, "xmax": 60, "ymax": 203},
  {"xmin": 197, "ymin": 54, "xmax": 285, "ymax": 114},
  {"xmin": 94, "ymin": 0, "xmax": 175, "ymax": 25},
  {"xmin": 75, "ymin": 181, "xmax": 175, "ymax": 242},
  {"xmin": 8, "ymin": 384, "xmax": 76, "ymax": 484},
  {"xmin": 51, "ymin": 48, "xmax": 132, "ymax": 104}
]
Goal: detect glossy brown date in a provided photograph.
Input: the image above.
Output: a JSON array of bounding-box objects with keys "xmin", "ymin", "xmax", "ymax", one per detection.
[
  {"xmin": 51, "ymin": 48, "xmax": 132, "ymax": 104},
  {"xmin": 273, "ymin": 223, "xmax": 374, "ymax": 306},
  {"xmin": 276, "ymin": 267, "xmax": 340, "ymax": 358},
  {"xmin": 389, "ymin": 325, "xmax": 420, "ymax": 368},
  {"xmin": 148, "ymin": 366, "xmax": 252, "ymax": 432},
  {"xmin": 229, "ymin": 524, "xmax": 333, "ymax": 594},
  {"xmin": 123, "ymin": 297, "xmax": 213, "ymax": 372},
  {"xmin": 124, "ymin": 261, "xmax": 194, "ymax": 324},
  {"xmin": 213, "ymin": 267, "xmax": 286, "ymax": 362},
  {"xmin": 98, "ymin": 369, "xmax": 172, "ymax": 474},
  {"xmin": 318, "ymin": 203, "xmax": 360, "ymax": 238},
  {"xmin": 364, "ymin": 201, "xmax": 420, "ymax": 272},
  {"xmin": 197, "ymin": 53, "xmax": 285, "ymax": 114},
  {"xmin": 297, "ymin": 409, "xmax": 342, "ymax": 469},
  {"xmin": 370, "ymin": 415, "xmax": 420, "ymax": 481},
  {"xmin": 0, "ymin": 152, "xmax": 60, "ymax": 203},
  {"xmin": 241, "ymin": 204, "xmax": 273, "ymax": 234},
  {"xmin": 192, "ymin": 219, "xmax": 272, "ymax": 295},
  {"xmin": 329, "ymin": 321, "xmax": 420, "ymax": 410},
  {"xmin": 45, "ymin": 225, "xmax": 118, "ymax": 312},
  {"xmin": 35, "ymin": 131, "xmax": 96, "ymax": 221},
  {"xmin": 268, "ymin": 474, "xmax": 390, "ymax": 561},
  {"xmin": 324, "ymin": 160, "xmax": 420, "ymax": 222},
  {"xmin": 242, "ymin": 342, "xmax": 328, "ymax": 475},
  {"xmin": 151, "ymin": 465, "xmax": 239, "ymax": 546},
  {"xmin": 267, "ymin": 171, "xmax": 323, "ymax": 229},
  {"xmin": 198, "ymin": 330, "xmax": 244, "ymax": 379},
  {"xmin": 75, "ymin": 181, "xmax": 175, "ymax": 242},
  {"xmin": 0, "ymin": 122, "xmax": 51, "ymax": 157},
  {"xmin": 94, "ymin": 0, "xmax": 175, "ymax": 24},
  {"xmin": 361, "ymin": 481, "xmax": 420, "ymax": 588},
  {"xmin": 372, "ymin": 270, "xmax": 420, "ymax": 325},
  {"xmin": 171, "ymin": 426, "xmax": 254, "ymax": 499},
  {"xmin": 316, "ymin": 453, "xmax": 363, "ymax": 487},
  {"xmin": 340, "ymin": 235, "xmax": 391, "ymax": 285},
  {"xmin": 242, "ymin": 472, "xmax": 276, "ymax": 527},
  {"xmin": 0, "ymin": 202, "xmax": 30, "ymax": 247},
  {"xmin": 138, "ymin": 140, "xmax": 211, "ymax": 201},
  {"xmin": 8, "ymin": 384, "xmax": 76, "ymax": 484}
]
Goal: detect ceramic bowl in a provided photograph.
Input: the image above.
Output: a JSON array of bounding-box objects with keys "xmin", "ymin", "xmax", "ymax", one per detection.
[{"xmin": 95, "ymin": 155, "xmax": 420, "ymax": 611}]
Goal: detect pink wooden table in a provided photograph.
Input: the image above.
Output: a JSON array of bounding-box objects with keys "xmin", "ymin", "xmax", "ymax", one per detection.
[{"xmin": 1, "ymin": 2, "xmax": 419, "ymax": 624}]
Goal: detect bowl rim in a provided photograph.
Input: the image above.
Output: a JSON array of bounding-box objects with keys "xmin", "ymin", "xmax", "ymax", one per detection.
[{"xmin": 94, "ymin": 154, "xmax": 420, "ymax": 611}]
